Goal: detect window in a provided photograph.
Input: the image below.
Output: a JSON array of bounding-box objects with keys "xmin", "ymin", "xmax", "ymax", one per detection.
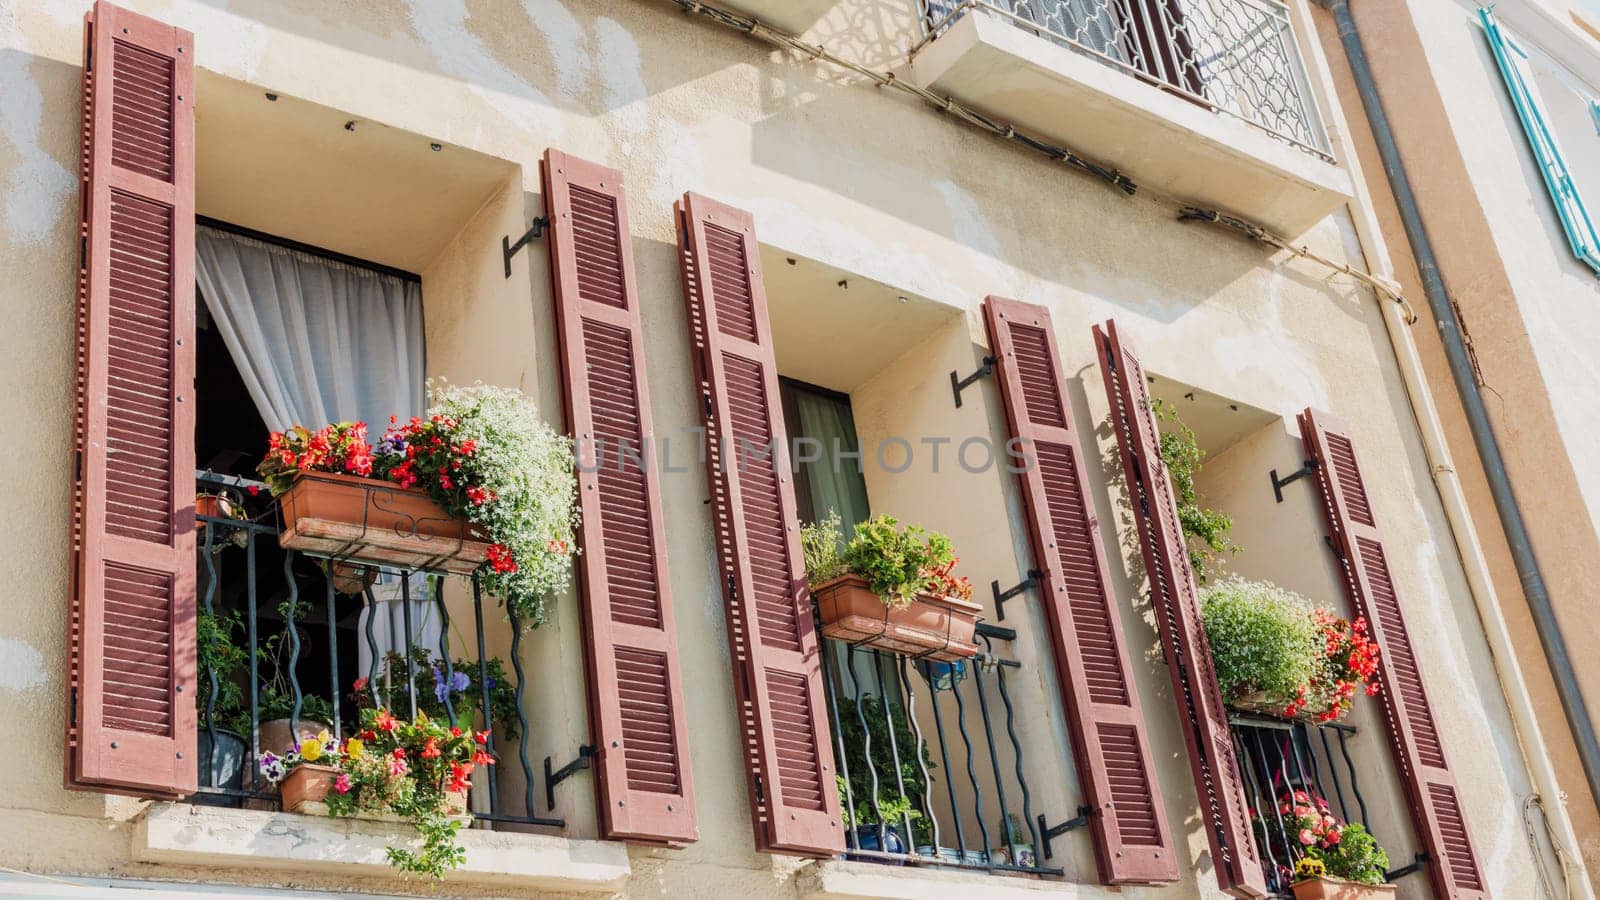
[
  {"xmin": 192, "ymin": 221, "xmax": 439, "ymax": 809},
  {"xmin": 1482, "ymin": 7, "xmax": 1600, "ymax": 275},
  {"xmin": 779, "ymin": 378, "xmax": 871, "ymax": 530}
]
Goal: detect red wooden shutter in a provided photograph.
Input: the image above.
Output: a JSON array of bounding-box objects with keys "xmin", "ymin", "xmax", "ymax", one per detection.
[
  {"xmin": 675, "ymin": 192, "xmax": 843, "ymax": 856},
  {"xmin": 982, "ymin": 298, "xmax": 1178, "ymax": 885},
  {"xmin": 1094, "ymin": 320, "xmax": 1268, "ymax": 898},
  {"xmin": 542, "ymin": 150, "xmax": 697, "ymax": 844},
  {"xmin": 68, "ymin": 1, "xmax": 196, "ymax": 798},
  {"xmin": 1298, "ymin": 410, "xmax": 1486, "ymax": 898}
]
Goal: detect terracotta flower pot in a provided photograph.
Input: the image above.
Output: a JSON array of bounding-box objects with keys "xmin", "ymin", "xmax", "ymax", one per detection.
[
  {"xmin": 258, "ymin": 717, "xmax": 334, "ymax": 757},
  {"xmin": 279, "ymin": 764, "xmax": 469, "ymax": 818},
  {"xmin": 1291, "ymin": 876, "xmax": 1396, "ymax": 899},
  {"xmin": 814, "ymin": 574, "xmax": 981, "ymax": 661},
  {"xmin": 195, "ymin": 492, "xmax": 237, "ymax": 528},
  {"xmin": 330, "ymin": 562, "xmax": 379, "ymax": 595},
  {"xmin": 277, "ymin": 472, "xmax": 490, "ymax": 574}
]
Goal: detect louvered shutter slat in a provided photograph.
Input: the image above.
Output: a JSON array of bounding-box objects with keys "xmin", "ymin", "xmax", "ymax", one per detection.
[
  {"xmin": 543, "ymin": 149, "xmax": 697, "ymax": 844},
  {"xmin": 676, "ymin": 193, "xmax": 842, "ymax": 856},
  {"xmin": 982, "ymin": 298, "xmax": 1177, "ymax": 885},
  {"xmin": 1298, "ymin": 410, "xmax": 1486, "ymax": 898},
  {"xmin": 68, "ymin": 1, "xmax": 196, "ymax": 798},
  {"xmin": 1094, "ymin": 320, "xmax": 1268, "ymax": 898}
]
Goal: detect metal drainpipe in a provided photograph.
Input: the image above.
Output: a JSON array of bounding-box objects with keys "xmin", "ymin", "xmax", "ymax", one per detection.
[{"xmin": 1319, "ymin": 0, "xmax": 1600, "ymax": 838}]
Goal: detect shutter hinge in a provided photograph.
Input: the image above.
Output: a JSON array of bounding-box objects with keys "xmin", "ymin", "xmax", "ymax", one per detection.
[
  {"xmin": 1269, "ymin": 458, "xmax": 1317, "ymax": 503},
  {"xmin": 1385, "ymin": 851, "xmax": 1430, "ymax": 882},
  {"xmin": 79, "ymin": 236, "xmax": 87, "ymax": 270},
  {"xmin": 1037, "ymin": 805, "xmax": 1096, "ymax": 860},
  {"xmin": 502, "ymin": 217, "xmax": 549, "ymax": 278},
  {"xmin": 74, "ymin": 450, "xmax": 83, "ymax": 484},
  {"xmin": 703, "ymin": 392, "xmax": 714, "ymax": 420},
  {"xmin": 542, "ymin": 744, "xmax": 597, "ymax": 812},
  {"xmin": 753, "ymin": 773, "xmax": 765, "ymax": 803},
  {"xmin": 69, "ymin": 687, "xmax": 78, "ymax": 728},
  {"xmin": 991, "ymin": 569, "xmax": 1042, "ymax": 621},
  {"xmin": 950, "ymin": 355, "xmax": 997, "ymax": 408}
]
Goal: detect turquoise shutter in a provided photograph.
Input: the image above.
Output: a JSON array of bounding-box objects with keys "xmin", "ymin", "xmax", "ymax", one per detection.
[{"xmin": 1480, "ymin": 8, "xmax": 1600, "ymax": 275}]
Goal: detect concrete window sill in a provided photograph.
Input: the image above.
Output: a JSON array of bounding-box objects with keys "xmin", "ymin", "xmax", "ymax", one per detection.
[
  {"xmin": 133, "ymin": 803, "xmax": 630, "ymax": 893},
  {"xmin": 796, "ymin": 859, "xmax": 1108, "ymax": 899}
]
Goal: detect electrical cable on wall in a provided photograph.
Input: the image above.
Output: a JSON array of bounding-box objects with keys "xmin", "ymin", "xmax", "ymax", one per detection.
[{"xmin": 657, "ymin": 0, "xmax": 1418, "ymax": 324}]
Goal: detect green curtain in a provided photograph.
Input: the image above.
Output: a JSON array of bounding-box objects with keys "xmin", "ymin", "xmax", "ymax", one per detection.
[{"xmin": 785, "ymin": 383, "xmax": 871, "ymax": 531}]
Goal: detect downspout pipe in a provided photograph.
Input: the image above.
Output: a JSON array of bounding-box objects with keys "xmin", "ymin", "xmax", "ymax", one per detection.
[{"xmin": 1320, "ymin": 0, "xmax": 1600, "ymax": 843}]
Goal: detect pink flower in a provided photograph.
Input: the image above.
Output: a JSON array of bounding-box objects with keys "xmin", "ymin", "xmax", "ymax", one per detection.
[
  {"xmin": 334, "ymin": 773, "xmax": 352, "ymax": 794},
  {"xmin": 1299, "ymin": 829, "xmax": 1316, "ymax": 846},
  {"xmin": 388, "ymin": 755, "xmax": 409, "ymax": 778}
]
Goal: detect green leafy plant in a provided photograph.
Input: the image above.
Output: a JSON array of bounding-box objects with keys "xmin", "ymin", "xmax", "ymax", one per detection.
[
  {"xmin": 1153, "ymin": 400, "xmax": 1238, "ymax": 582},
  {"xmin": 801, "ymin": 510, "xmax": 848, "ymax": 585},
  {"xmin": 228, "ymin": 597, "xmax": 337, "ymax": 736},
  {"xmin": 1201, "ymin": 577, "xmax": 1319, "ymax": 714},
  {"xmin": 354, "ymin": 647, "xmax": 522, "ymax": 738},
  {"xmin": 833, "ymin": 694, "xmax": 934, "ymax": 845},
  {"xmin": 1308, "ymin": 822, "xmax": 1389, "ymax": 885},
  {"xmin": 838, "ymin": 515, "xmax": 958, "ymax": 609},
  {"xmin": 196, "ymin": 608, "xmax": 246, "ymax": 730}
]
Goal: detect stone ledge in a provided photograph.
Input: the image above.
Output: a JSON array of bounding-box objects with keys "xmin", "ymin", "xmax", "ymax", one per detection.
[
  {"xmin": 796, "ymin": 859, "xmax": 1112, "ymax": 899},
  {"xmin": 133, "ymin": 803, "xmax": 630, "ymax": 893}
]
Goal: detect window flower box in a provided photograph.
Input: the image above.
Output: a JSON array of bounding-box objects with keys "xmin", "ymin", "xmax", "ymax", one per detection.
[
  {"xmin": 276, "ymin": 471, "xmax": 490, "ymax": 574},
  {"xmin": 279, "ymin": 763, "xmax": 468, "ymax": 820},
  {"xmin": 814, "ymin": 573, "xmax": 980, "ymax": 661},
  {"xmin": 1291, "ymin": 877, "xmax": 1396, "ymax": 900}
]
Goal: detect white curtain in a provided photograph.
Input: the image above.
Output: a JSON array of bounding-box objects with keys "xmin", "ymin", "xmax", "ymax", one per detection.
[
  {"xmin": 195, "ymin": 225, "xmax": 436, "ymax": 678},
  {"xmin": 195, "ymin": 226, "xmax": 425, "ymax": 432}
]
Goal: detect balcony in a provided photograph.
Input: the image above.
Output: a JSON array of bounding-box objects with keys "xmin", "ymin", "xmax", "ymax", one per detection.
[
  {"xmin": 818, "ymin": 622, "xmax": 1072, "ymax": 877},
  {"xmin": 167, "ymin": 473, "xmax": 627, "ymax": 889},
  {"xmin": 911, "ymin": 0, "xmax": 1352, "ymax": 236},
  {"xmin": 1230, "ymin": 714, "xmax": 1418, "ymax": 894}
]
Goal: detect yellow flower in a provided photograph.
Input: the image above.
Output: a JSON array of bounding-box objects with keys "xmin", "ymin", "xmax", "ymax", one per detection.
[
  {"xmin": 300, "ymin": 734, "xmax": 325, "ymax": 762},
  {"xmin": 345, "ymin": 738, "xmax": 365, "ymax": 759}
]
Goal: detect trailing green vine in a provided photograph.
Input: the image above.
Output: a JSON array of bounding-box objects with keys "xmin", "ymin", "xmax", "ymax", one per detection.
[{"xmin": 1153, "ymin": 399, "xmax": 1239, "ymax": 582}]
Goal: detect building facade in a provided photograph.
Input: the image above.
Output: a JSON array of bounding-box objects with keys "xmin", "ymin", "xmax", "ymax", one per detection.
[
  {"xmin": 1314, "ymin": 0, "xmax": 1600, "ymax": 886},
  {"xmin": 0, "ymin": 0, "xmax": 1587, "ymax": 896}
]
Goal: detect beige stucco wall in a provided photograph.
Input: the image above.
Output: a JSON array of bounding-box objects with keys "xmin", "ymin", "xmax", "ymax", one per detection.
[
  {"xmin": 0, "ymin": 0, "xmax": 1559, "ymax": 895},
  {"xmin": 1312, "ymin": 0, "xmax": 1600, "ymax": 882}
]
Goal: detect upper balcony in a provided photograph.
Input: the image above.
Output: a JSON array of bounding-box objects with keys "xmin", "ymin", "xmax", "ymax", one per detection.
[{"xmin": 910, "ymin": 0, "xmax": 1352, "ymax": 236}]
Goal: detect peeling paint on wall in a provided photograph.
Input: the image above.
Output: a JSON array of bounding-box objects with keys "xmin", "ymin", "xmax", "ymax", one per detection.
[
  {"xmin": 521, "ymin": 0, "xmax": 589, "ymax": 103},
  {"xmin": 0, "ymin": 638, "xmax": 46, "ymax": 692},
  {"xmin": 934, "ymin": 179, "xmax": 1025, "ymax": 299},
  {"xmin": 0, "ymin": 2, "xmax": 73, "ymax": 247},
  {"xmin": 403, "ymin": 0, "xmax": 562, "ymax": 143}
]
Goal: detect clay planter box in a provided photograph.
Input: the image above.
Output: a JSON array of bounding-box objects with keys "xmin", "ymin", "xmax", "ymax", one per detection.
[
  {"xmin": 1229, "ymin": 691, "xmax": 1344, "ymax": 725},
  {"xmin": 277, "ymin": 472, "xmax": 490, "ymax": 574},
  {"xmin": 814, "ymin": 574, "xmax": 981, "ymax": 661},
  {"xmin": 279, "ymin": 764, "xmax": 469, "ymax": 819},
  {"xmin": 1291, "ymin": 877, "xmax": 1396, "ymax": 899}
]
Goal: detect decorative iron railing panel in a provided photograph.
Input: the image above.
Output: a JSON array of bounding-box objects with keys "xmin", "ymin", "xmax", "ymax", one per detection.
[
  {"xmin": 191, "ymin": 472, "xmax": 562, "ymax": 829},
  {"xmin": 919, "ymin": 0, "xmax": 1331, "ymax": 158},
  {"xmin": 1230, "ymin": 714, "xmax": 1418, "ymax": 895},
  {"xmin": 818, "ymin": 624, "xmax": 1071, "ymax": 875}
]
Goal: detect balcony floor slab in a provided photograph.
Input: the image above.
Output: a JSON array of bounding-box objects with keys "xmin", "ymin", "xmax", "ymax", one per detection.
[{"xmin": 133, "ymin": 803, "xmax": 630, "ymax": 894}]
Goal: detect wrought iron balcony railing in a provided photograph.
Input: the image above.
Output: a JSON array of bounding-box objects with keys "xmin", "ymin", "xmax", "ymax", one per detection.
[
  {"xmin": 819, "ymin": 623, "xmax": 1074, "ymax": 875},
  {"xmin": 1230, "ymin": 713, "xmax": 1420, "ymax": 895},
  {"xmin": 918, "ymin": 0, "xmax": 1332, "ymax": 158},
  {"xmin": 192, "ymin": 472, "xmax": 561, "ymax": 830}
]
